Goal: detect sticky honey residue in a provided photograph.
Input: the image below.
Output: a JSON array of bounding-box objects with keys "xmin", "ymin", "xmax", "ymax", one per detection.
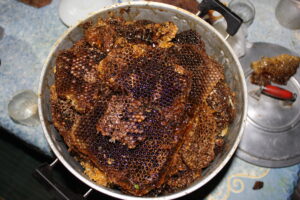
[{"xmin": 81, "ymin": 161, "xmax": 108, "ymax": 186}]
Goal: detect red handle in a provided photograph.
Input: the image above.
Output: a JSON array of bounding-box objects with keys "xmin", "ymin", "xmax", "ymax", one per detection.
[{"xmin": 262, "ymin": 85, "xmax": 297, "ymax": 101}]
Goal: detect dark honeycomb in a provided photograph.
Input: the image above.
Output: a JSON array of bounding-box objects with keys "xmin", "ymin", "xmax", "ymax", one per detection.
[
  {"xmin": 50, "ymin": 17, "xmax": 235, "ymax": 196},
  {"xmin": 207, "ymin": 81, "xmax": 236, "ymax": 132},
  {"xmin": 85, "ymin": 17, "xmax": 177, "ymax": 50},
  {"xmin": 173, "ymin": 29, "xmax": 204, "ymax": 47},
  {"xmin": 169, "ymin": 32, "xmax": 225, "ymax": 105},
  {"xmin": 180, "ymin": 104, "xmax": 217, "ymax": 170},
  {"xmin": 55, "ymin": 40, "xmax": 107, "ymax": 113}
]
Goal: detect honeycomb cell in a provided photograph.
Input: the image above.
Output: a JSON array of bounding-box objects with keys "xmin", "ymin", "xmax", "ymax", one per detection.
[{"xmin": 50, "ymin": 17, "xmax": 235, "ymax": 196}]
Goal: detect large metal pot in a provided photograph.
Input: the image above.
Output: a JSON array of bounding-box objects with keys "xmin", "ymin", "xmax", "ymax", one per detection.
[{"xmin": 38, "ymin": 1, "xmax": 247, "ymax": 199}]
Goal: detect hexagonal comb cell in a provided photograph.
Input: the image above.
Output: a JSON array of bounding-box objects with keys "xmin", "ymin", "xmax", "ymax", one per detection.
[{"xmin": 50, "ymin": 17, "xmax": 235, "ymax": 196}]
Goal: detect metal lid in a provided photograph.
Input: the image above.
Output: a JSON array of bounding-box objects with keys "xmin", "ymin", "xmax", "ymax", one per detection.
[{"xmin": 236, "ymin": 42, "xmax": 300, "ymax": 168}]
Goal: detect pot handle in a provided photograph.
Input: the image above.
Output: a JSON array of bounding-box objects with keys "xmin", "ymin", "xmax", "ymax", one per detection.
[
  {"xmin": 198, "ymin": 0, "xmax": 243, "ymax": 36},
  {"xmin": 262, "ymin": 85, "xmax": 297, "ymax": 102},
  {"xmin": 33, "ymin": 159, "xmax": 87, "ymax": 200}
]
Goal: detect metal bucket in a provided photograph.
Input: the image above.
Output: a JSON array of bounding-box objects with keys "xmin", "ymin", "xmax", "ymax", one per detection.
[{"xmin": 38, "ymin": 1, "xmax": 247, "ymax": 199}]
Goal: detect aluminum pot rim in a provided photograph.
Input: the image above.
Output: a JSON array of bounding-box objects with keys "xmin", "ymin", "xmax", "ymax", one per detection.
[{"xmin": 38, "ymin": 1, "xmax": 248, "ymax": 199}]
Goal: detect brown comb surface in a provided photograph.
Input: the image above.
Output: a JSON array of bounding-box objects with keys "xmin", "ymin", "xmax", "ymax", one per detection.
[
  {"xmin": 51, "ymin": 17, "xmax": 235, "ymax": 196},
  {"xmin": 85, "ymin": 17, "xmax": 177, "ymax": 51},
  {"xmin": 250, "ymin": 54, "xmax": 300, "ymax": 86},
  {"xmin": 170, "ymin": 30, "xmax": 224, "ymax": 105},
  {"xmin": 165, "ymin": 104, "xmax": 216, "ymax": 192},
  {"xmin": 163, "ymin": 31, "xmax": 233, "ymax": 191},
  {"xmin": 55, "ymin": 40, "xmax": 108, "ymax": 113},
  {"xmin": 207, "ymin": 81, "xmax": 235, "ymax": 132}
]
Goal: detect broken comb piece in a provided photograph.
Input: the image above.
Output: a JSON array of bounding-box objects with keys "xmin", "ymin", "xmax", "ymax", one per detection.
[{"xmin": 250, "ymin": 54, "xmax": 300, "ymax": 86}]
